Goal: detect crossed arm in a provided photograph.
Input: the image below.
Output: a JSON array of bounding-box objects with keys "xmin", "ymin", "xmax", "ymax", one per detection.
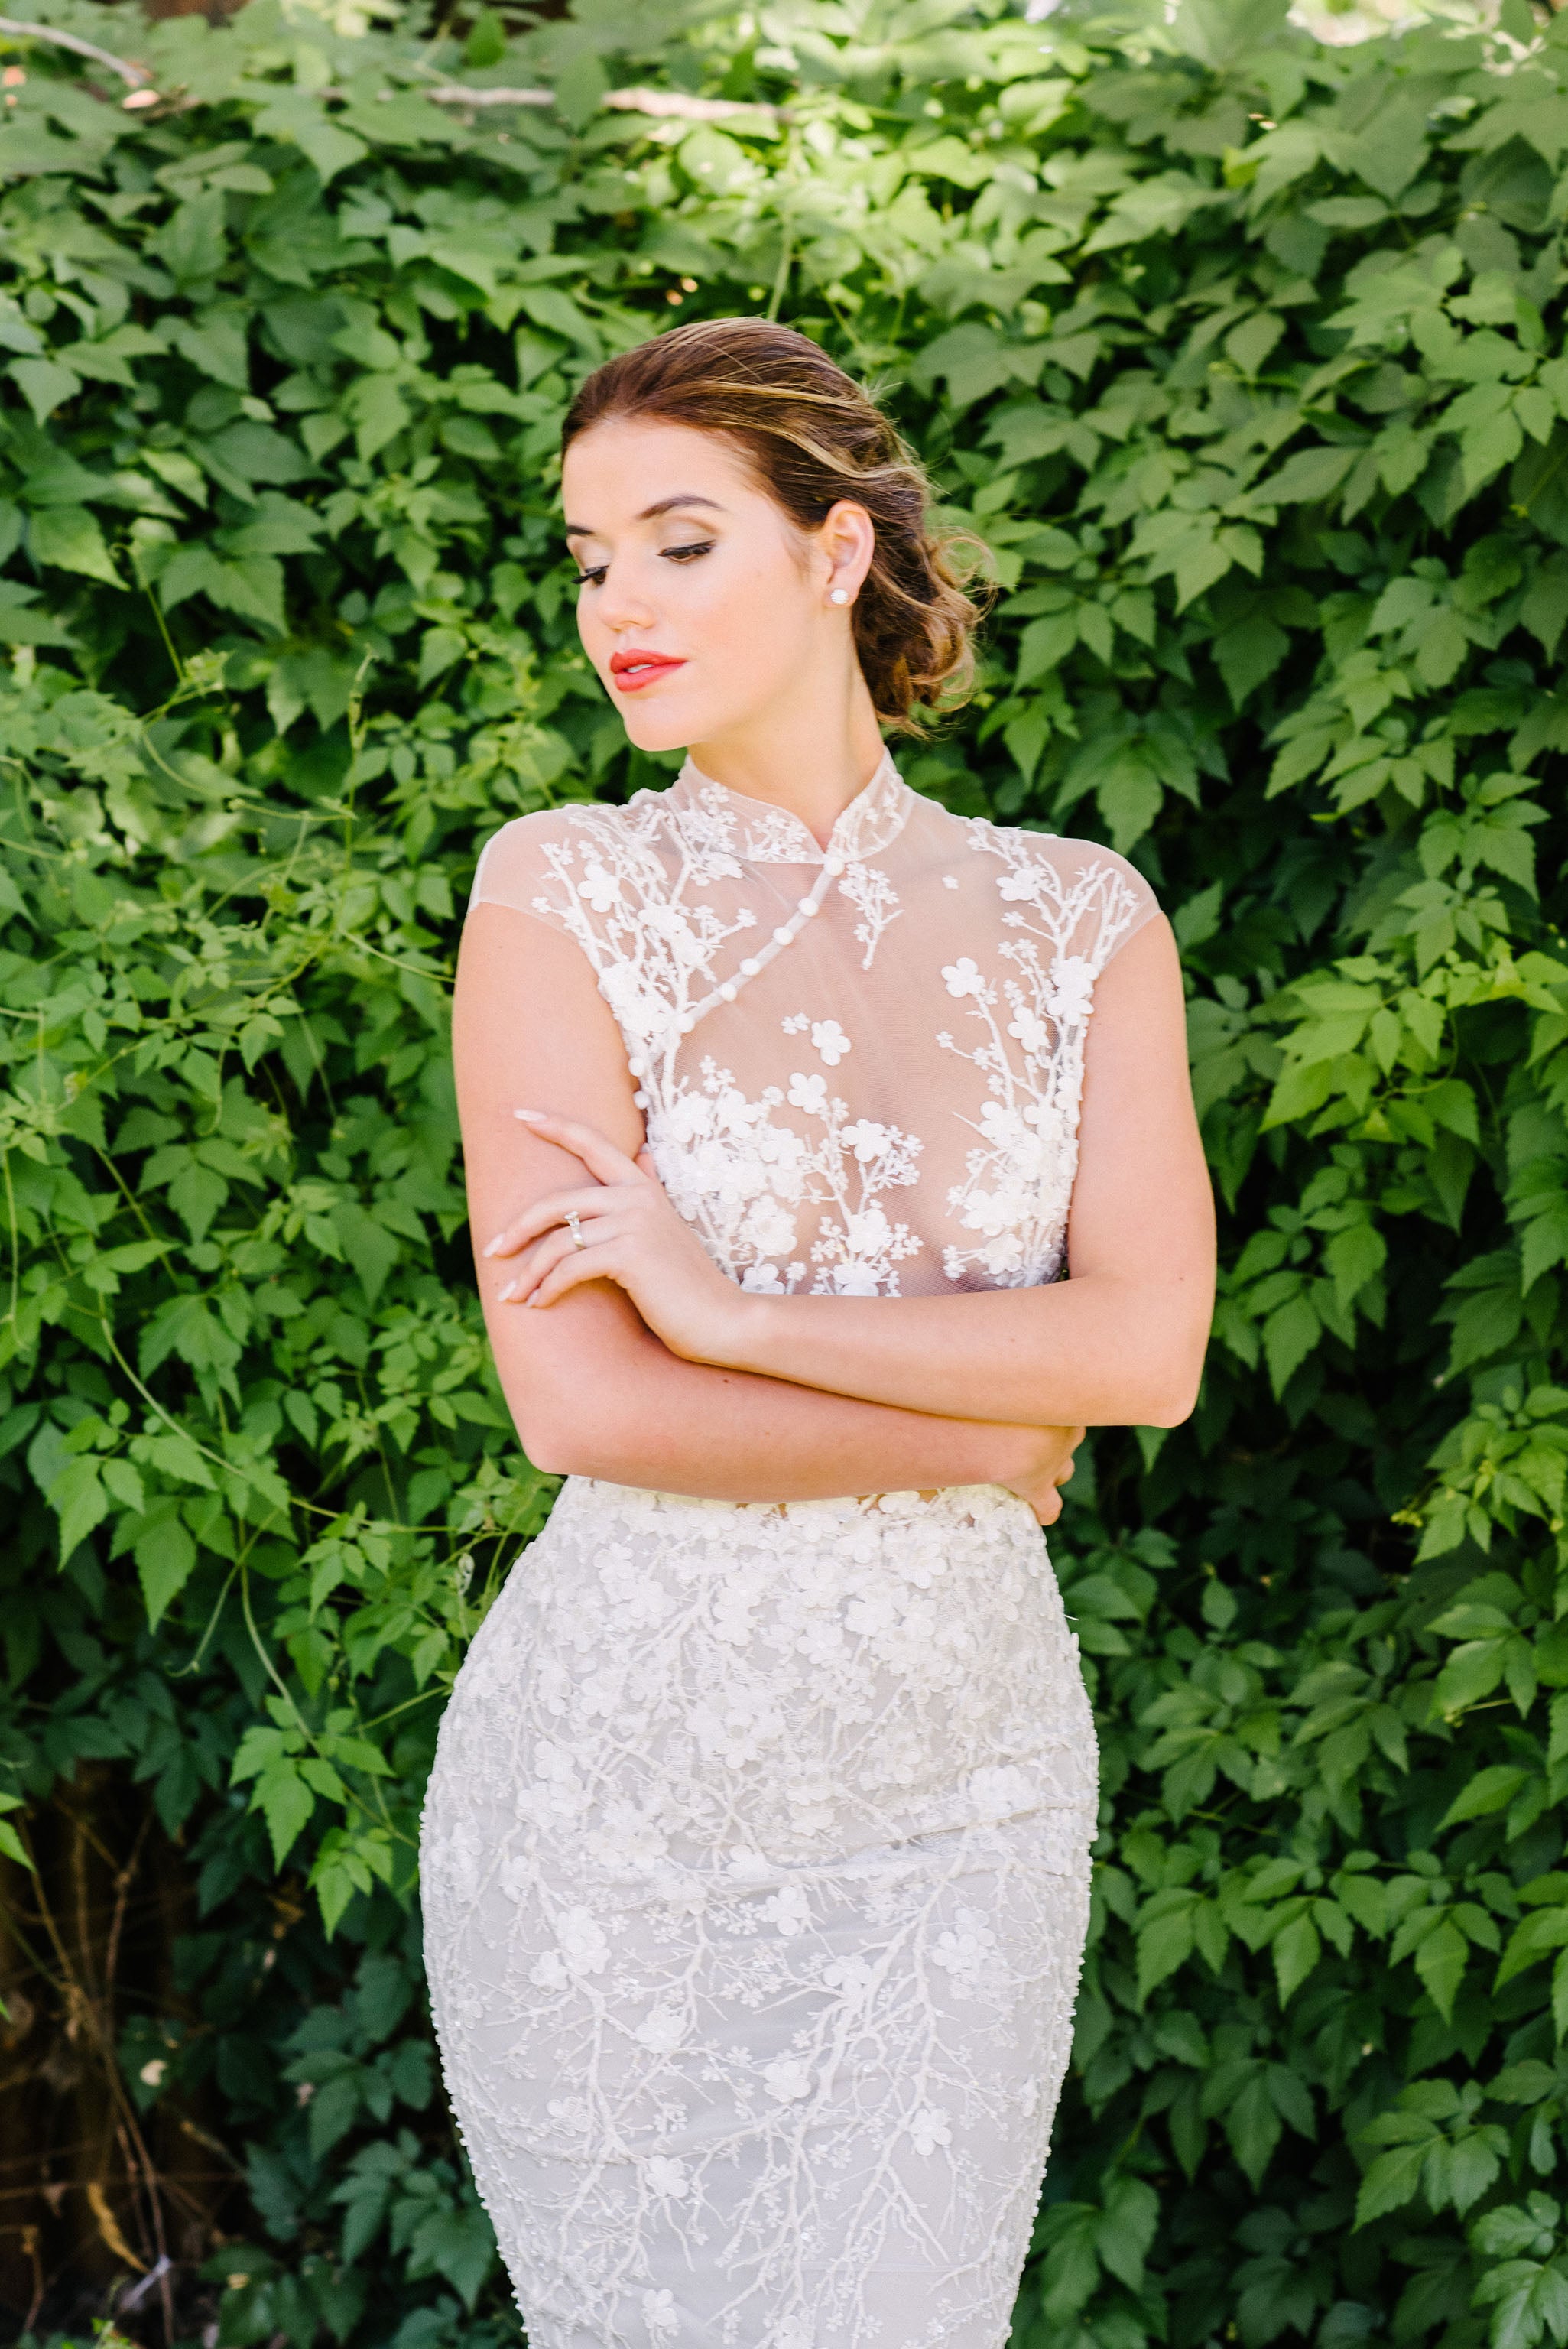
[{"xmin": 455, "ymin": 902, "xmax": 1215, "ymax": 1512}]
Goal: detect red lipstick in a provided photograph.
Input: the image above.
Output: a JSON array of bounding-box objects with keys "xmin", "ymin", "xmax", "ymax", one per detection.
[{"xmin": 609, "ymin": 649, "xmax": 687, "ymax": 694}]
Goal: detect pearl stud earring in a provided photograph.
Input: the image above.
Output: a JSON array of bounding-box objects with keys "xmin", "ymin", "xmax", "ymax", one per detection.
[{"xmin": 829, "ymin": 588, "xmax": 850, "ymax": 605}]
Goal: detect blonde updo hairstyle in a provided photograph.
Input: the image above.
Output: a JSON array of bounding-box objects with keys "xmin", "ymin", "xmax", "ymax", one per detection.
[{"xmin": 560, "ymin": 317, "xmax": 986, "ymax": 733}]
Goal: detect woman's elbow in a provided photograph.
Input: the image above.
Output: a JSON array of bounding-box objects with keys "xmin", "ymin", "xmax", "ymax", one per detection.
[
  {"xmin": 1141, "ymin": 1334, "xmax": 1209, "ymax": 1427},
  {"xmin": 513, "ymin": 1399, "xmax": 593, "ymax": 1480},
  {"xmin": 516, "ymin": 1395, "xmax": 644, "ymax": 1483},
  {"xmin": 1143, "ymin": 1384, "xmax": 1200, "ymax": 1431}
]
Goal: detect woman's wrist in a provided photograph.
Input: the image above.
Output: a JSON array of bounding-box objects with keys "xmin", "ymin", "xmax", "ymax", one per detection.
[
  {"xmin": 981, "ymin": 1421, "xmax": 1048, "ymax": 1485},
  {"xmin": 684, "ymin": 1285, "xmax": 778, "ymax": 1374}
]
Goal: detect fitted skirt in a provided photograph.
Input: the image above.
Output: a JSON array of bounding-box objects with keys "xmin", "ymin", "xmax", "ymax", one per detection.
[{"xmin": 420, "ymin": 1477, "xmax": 1098, "ymax": 2349}]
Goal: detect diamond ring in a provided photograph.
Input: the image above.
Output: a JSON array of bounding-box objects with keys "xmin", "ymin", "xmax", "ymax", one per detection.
[{"xmin": 564, "ymin": 1210, "xmax": 586, "ymax": 1251}]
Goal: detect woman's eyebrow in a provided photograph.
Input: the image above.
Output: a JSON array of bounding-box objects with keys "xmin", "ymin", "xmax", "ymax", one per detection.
[
  {"xmin": 638, "ymin": 495, "xmax": 725, "ymax": 521},
  {"xmin": 563, "ymin": 495, "xmax": 725, "ymax": 539}
]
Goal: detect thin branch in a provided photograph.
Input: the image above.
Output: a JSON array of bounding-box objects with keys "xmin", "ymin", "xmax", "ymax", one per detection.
[
  {"xmin": 603, "ymin": 84, "xmax": 782, "ymax": 122},
  {"xmin": 0, "ymin": 15, "xmax": 150, "ymax": 88},
  {"xmin": 102, "ymin": 1811, "xmax": 154, "ymax": 2002},
  {"xmin": 422, "ymin": 80, "xmax": 550, "ymax": 105}
]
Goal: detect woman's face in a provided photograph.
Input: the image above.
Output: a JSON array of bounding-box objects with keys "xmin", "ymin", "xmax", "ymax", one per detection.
[{"xmin": 562, "ymin": 417, "xmax": 866, "ymax": 755}]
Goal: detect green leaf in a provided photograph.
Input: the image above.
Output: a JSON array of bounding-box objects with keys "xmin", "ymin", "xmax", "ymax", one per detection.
[
  {"xmin": 464, "ymin": 7, "xmax": 507, "ymax": 67},
  {"xmin": 1098, "ymin": 2175, "xmax": 1160, "ymax": 2291},
  {"xmin": 47, "ymin": 1455, "xmax": 108, "ymax": 1561},
  {"xmin": 11, "ymin": 357, "xmax": 80, "ymax": 424},
  {"xmin": 332, "ymin": 1203, "xmax": 400, "ymax": 1306},
  {"xmin": 1017, "ymin": 611, "xmax": 1079, "ymax": 685},
  {"xmin": 169, "ymin": 1162, "xmax": 229, "ymax": 1243},
  {"xmin": 172, "ymin": 312, "xmax": 251, "ymax": 392},
  {"xmin": 1414, "ymin": 1918, "xmax": 1469, "ymax": 2021},
  {"xmin": 1521, "ymin": 558, "xmax": 1568, "ymax": 658},
  {"xmin": 1258, "ymin": 446, "xmax": 1359, "ymax": 507},
  {"xmin": 135, "ymin": 1512, "xmax": 198, "ymax": 1629},
  {"xmin": 1264, "ymin": 1292, "xmax": 1320, "ymax": 1396},
  {"xmin": 154, "ymin": 192, "xmax": 228, "ymax": 287},
  {"xmin": 345, "ymin": 373, "xmax": 411, "ymax": 463},
  {"xmin": 1441, "ymin": 1766, "xmax": 1530, "ymax": 1829},
  {"xmin": 1355, "ymin": 2137, "xmax": 1432, "ymax": 2227},
  {"xmin": 1273, "ymin": 1909, "xmax": 1322, "ymax": 2003},
  {"xmin": 28, "ymin": 505, "xmax": 118, "ymax": 584},
  {"xmin": 1213, "ymin": 614, "xmax": 1289, "ymax": 709},
  {"xmin": 1097, "ymin": 763, "xmax": 1164, "ymax": 853},
  {"xmin": 1497, "ymin": 1907, "xmax": 1568, "ymax": 1990},
  {"xmin": 1226, "ymin": 2068, "xmax": 1284, "ymax": 2187}
]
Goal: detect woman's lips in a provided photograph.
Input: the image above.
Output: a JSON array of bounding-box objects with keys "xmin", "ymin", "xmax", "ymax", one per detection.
[{"xmin": 609, "ymin": 651, "xmax": 687, "ymax": 694}]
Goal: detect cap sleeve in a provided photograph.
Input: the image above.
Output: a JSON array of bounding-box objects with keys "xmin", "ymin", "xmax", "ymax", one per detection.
[
  {"xmin": 468, "ymin": 808, "xmax": 589, "ymax": 933},
  {"xmin": 966, "ymin": 820, "xmax": 1161, "ymax": 977},
  {"xmin": 1032, "ymin": 834, "xmax": 1161, "ymax": 975}
]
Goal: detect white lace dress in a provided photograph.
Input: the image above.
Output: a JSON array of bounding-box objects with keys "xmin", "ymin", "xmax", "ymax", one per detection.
[{"xmin": 420, "ymin": 752, "xmax": 1157, "ymax": 2349}]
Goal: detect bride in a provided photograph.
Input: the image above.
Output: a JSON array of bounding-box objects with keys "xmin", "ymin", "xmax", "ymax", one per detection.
[{"xmin": 420, "ymin": 316, "xmax": 1214, "ymax": 2349}]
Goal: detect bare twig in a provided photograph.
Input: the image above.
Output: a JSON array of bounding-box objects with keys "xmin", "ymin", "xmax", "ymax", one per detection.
[
  {"xmin": 0, "ymin": 14, "xmax": 150, "ymax": 87},
  {"xmin": 118, "ymin": 2253, "xmax": 175, "ymax": 2315},
  {"xmin": 178, "ymin": 2113, "xmax": 247, "ymax": 2172},
  {"xmin": 422, "ymin": 80, "xmax": 550, "ymax": 106},
  {"xmin": 87, "ymin": 2176, "xmax": 145, "ymax": 2273},
  {"xmin": 19, "ymin": 2220, "xmax": 42, "ymax": 2335},
  {"xmin": 102, "ymin": 1810, "xmax": 153, "ymax": 2002},
  {"xmin": 604, "ymin": 84, "xmax": 781, "ymax": 122}
]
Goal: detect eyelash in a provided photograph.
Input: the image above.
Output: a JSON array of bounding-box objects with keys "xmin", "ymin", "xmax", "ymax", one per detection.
[{"xmin": 573, "ymin": 540, "xmax": 715, "ymax": 588}]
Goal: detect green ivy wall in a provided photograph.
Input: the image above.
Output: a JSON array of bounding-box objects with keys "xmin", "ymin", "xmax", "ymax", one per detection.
[{"xmin": 5, "ymin": 1, "xmax": 1568, "ymax": 2344}]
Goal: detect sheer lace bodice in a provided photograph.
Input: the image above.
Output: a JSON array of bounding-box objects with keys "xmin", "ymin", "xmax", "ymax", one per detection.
[{"xmin": 470, "ymin": 751, "xmax": 1157, "ymax": 1296}]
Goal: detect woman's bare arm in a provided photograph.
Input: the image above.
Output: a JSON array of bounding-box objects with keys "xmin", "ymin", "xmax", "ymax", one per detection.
[
  {"xmin": 456, "ymin": 903, "xmax": 1071, "ymax": 1502},
  {"xmin": 497, "ymin": 917, "xmax": 1216, "ymax": 1431}
]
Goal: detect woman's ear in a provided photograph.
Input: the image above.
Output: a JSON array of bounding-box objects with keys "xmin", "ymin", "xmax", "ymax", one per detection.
[{"xmin": 820, "ymin": 499, "xmax": 875, "ymax": 606}]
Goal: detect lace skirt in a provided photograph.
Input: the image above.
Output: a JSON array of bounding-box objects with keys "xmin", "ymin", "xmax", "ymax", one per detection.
[{"xmin": 420, "ymin": 1477, "xmax": 1098, "ymax": 2349}]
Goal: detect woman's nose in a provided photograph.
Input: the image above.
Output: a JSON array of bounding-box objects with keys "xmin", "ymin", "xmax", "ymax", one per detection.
[{"xmin": 595, "ymin": 562, "xmax": 657, "ymax": 632}]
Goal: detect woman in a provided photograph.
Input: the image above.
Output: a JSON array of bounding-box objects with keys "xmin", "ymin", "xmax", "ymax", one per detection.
[{"xmin": 420, "ymin": 317, "xmax": 1214, "ymax": 2349}]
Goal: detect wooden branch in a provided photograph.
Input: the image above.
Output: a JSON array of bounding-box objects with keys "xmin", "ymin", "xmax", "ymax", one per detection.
[
  {"xmin": 422, "ymin": 80, "xmax": 551, "ymax": 106},
  {"xmin": 0, "ymin": 15, "xmax": 150, "ymax": 87},
  {"xmin": 603, "ymin": 84, "xmax": 781, "ymax": 122}
]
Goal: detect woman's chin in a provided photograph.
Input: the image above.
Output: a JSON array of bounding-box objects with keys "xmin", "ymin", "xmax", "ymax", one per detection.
[{"xmin": 619, "ymin": 701, "xmax": 707, "ymax": 756}]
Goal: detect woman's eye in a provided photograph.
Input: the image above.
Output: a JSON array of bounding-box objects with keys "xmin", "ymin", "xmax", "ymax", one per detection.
[
  {"xmin": 663, "ymin": 541, "xmax": 714, "ymax": 564},
  {"xmin": 574, "ymin": 564, "xmax": 607, "ymax": 587}
]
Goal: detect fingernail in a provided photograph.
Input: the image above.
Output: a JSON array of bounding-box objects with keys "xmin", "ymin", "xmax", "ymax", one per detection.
[
  {"xmin": 482, "ymin": 1236, "xmax": 502, "ymax": 1257},
  {"xmin": 515, "ymin": 1108, "xmax": 544, "ymax": 1123},
  {"xmin": 498, "ymin": 1279, "xmax": 518, "ymax": 1301}
]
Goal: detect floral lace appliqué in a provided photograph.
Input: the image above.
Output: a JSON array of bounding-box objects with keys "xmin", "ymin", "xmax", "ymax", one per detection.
[{"xmin": 651, "ymin": 1054, "xmax": 923, "ymax": 1297}]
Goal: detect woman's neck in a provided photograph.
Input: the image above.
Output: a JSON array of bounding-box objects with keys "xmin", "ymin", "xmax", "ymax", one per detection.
[{"xmin": 683, "ymin": 672, "xmax": 888, "ymax": 851}]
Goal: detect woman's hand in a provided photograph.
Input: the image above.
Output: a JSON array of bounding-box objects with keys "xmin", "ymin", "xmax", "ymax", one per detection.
[
  {"xmin": 995, "ymin": 1423, "xmax": 1085, "ymax": 1525},
  {"xmin": 485, "ymin": 1109, "xmax": 751, "ymax": 1365}
]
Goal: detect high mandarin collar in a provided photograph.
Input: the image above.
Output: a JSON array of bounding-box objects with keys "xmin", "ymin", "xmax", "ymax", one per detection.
[{"xmin": 659, "ymin": 749, "xmax": 913, "ymax": 866}]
